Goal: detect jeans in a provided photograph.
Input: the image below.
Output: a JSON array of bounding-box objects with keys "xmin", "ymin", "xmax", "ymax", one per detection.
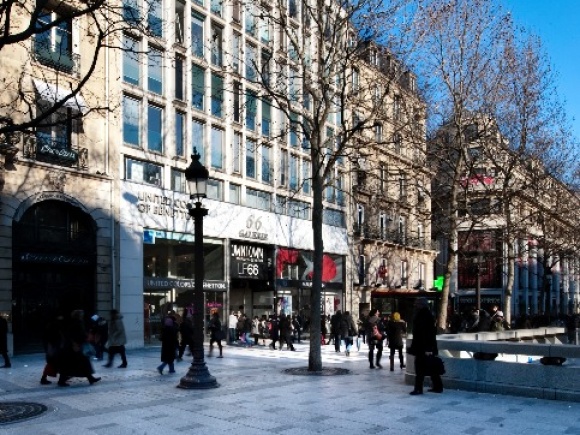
[
  {"xmin": 344, "ymin": 336, "xmax": 353, "ymax": 352},
  {"xmin": 228, "ymin": 328, "xmax": 236, "ymax": 343},
  {"xmin": 157, "ymin": 361, "xmax": 175, "ymax": 373}
]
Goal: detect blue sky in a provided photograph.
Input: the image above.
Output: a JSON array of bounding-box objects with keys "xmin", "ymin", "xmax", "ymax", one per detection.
[{"xmin": 502, "ymin": 0, "xmax": 580, "ymax": 142}]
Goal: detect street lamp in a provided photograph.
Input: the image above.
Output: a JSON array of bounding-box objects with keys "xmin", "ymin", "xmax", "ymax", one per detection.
[{"xmin": 178, "ymin": 148, "xmax": 219, "ymax": 389}]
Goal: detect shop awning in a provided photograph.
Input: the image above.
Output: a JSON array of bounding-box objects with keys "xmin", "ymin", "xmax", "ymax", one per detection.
[{"xmin": 33, "ymin": 79, "xmax": 89, "ymax": 114}]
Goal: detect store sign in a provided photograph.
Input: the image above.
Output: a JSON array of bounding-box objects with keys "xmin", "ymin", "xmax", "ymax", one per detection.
[
  {"xmin": 19, "ymin": 252, "xmax": 91, "ymax": 265},
  {"xmin": 143, "ymin": 277, "xmax": 228, "ymax": 291},
  {"xmin": 230, "ymin": 242, "xmax": 268, "ymax": 280},
  {"xmin": 238, "ymin": 215, "xmax": 269, "ymax": 241}
]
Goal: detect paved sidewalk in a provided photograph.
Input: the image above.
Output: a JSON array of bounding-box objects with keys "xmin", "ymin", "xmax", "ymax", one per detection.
[{"xmin": 0, "ymin": 342, "xmax": 579, "ymax": 434}]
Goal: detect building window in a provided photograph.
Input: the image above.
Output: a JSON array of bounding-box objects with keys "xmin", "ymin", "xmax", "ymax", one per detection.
[
  {"xmin": 323, "ymin": 208, "xmax": 345, "ymax": 227},
  {"xmin": 122, "ymin": 35, "xmax": 140, "ymax": 86},
  {"xmin": 289, "ymin": 112, "xmax": 299, "ymax": 147},
  {"xmin": 245, "ymin": 3, "xmax": 256, "ymax": 37},
  {"xmin": 374, "ymin": 123, "xmax": 383, "ymax": 143},
  {"xmin": 246, "ymin": 139, "xmax": 256, "ymax": 179},
  {"xmin": 302, "ymin": 160, "xmax": 311, "ymax": 195},
  {"xmin": 262, "ymin": 99, "xmax": 271, "ymax": 137},
  {"xmin": 34, "ymin": 9, "xmax": 75, "ymax": 74},
  {"xmin": 394, "ymin": 133, "xmax": 402, "ymax": 154},
  {"xmin": 232, "ymin": 0, "xmax": 241, "ymax": 22},
  {"xmin": 175, "ymin": 56, "xmax": 184, "ymax": 100},
  {"xmin": 191, "ymin": 12, "xmax": 205, "ymax": 58},
  {"xmin": 399, "ymin": 216, "xmax": 406, "ymax": 244},
  {"xmin": 211, "ymin": 25, "xmax": 223, "ymax": 66},
  {"xmin": 175, "ymin": 0, "xmax": 185, "ymax": 44},
  {"xmin": 352, "ymin": 68, "xmax": 359, "ymax": 92},
  {"xmin": 233, "ymin": 81, "xmax": 241, "ymax": 123},
  {"xmin": 210, "ymin": 0, "xmax": 222, "ymax": 17},
  {"xmin": 232, "ymin": 132, "xmax": 242, "ymax": 174},
  {"xmin": 245, "ymin": 43, "xmax": 256, "ymax": 81},
  {"xmin": 336, "ymin": 173, "xmax": 344, "ymax": 206},
  {"xmin": 246, "ymin": 188, "xmax": 270, "ymax": 211},
  {"xmin": 210, "ymin": 127, "xmax": 223, "ymax": 169},
  {"xmin": 357, "ymin": 204, "xmax": 364, "ymax": 228},
  {"xmin": 279, "ymin": 149, "xmax": 288, "ymax": 186},
  {"xmin": 123, "ymin": 0, "xmax": 140, "ymax": 25},
  {"xmin": 147, "ymin": 105, "xmax": 163, "ymax": 152},
  {"xmin": 325, "ymin": 173, "xmax": 334, "ymax": 202},
  {"xmin": 289, "ymin": 154, "xmax": 298, "ymax": 191},
  {"xmin": 259, "ymin": 14, "xmax": 270, "ymax": 44},
  {"xmin": 401, "ymin": 260, "xmax": 408, "ymax": 285},
  {"xmin": 207, "ymin": 178, "xmax": 223, "ymax": 200},
  {"xmin": 148, "ymin": 47, "xmax": 163, "ymax": 95},
  {"xmin": 399, "ymin": 173, "xmax": 406, "ymax": 199},
  {"xmin": 171, "ymin": 168, "xmax": 186, "ymax": 192},
  {"xmin": 379, "ymin": 212, "xmax": 387, "ymax": 239},
  {"xmin": 36, "ymin": 106, "xmax": 75, "ymax": 162},
  {"xmin": 191, "ymin": 64, "xmax": 205, "ymax": 110},
  {"xmin": 175, "ymin": 111, "xmax": 185, "ymax": 156},
  {"xmin": 210, "ymin": 73, "xmax": 224, "ymax": 118},
  {"xmin": 393, "ymin": 95, "xmax": 401, "ymax": 121},
  {"xmin": 288, "ymin": 0, "xmax": 298, "ymax": 19},
  {"xmin": 232, "ymin": 32, "xmax": 241, "ymax": 74},
  {"xmin": 148, "ymin": 0, "xmax": 163, "ymax": 38},
  {"xmin": 123, "ymin": 95, "xmax": 141, "ymax": 146},
  {"xmin": 246, "ymin": 90, "xmax": 257, "ymax": 130},
  {"xmin": 192, "ymin": 119, "xmax": 205, "ymax": 163},
  {"xmin": 380, "ymin": 164, "xmax": 387, "ymax": 193},
  {"xmin": 229, "ymin": 183, "xmax": 241, "ymax": 204},
  {"xmin": 262, "ymin": 145, "xmax": 271, "ymax": 184},
  {"xmin": 126, "ymin": 158, "xmax": 162, "ymax": 186},
  {"xmin": 288, "ymin": 199, "xmax": 310, "ymax": 220}
]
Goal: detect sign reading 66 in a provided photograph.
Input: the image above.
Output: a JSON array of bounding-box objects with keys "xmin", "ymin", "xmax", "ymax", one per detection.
[{"xmin": 246, "ymin": 215, "xmax": 262, "ymax": 231}]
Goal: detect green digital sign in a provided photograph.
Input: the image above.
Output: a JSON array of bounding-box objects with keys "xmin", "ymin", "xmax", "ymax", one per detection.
[{"xmin": 433, "ymin": 276, "xmax": 444, "ymax": 291}]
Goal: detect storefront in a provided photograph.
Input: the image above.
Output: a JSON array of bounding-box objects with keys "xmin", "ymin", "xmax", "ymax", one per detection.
[{"xmin": 119, "ymin": 181, "xmax": 349, "ymax": 347}]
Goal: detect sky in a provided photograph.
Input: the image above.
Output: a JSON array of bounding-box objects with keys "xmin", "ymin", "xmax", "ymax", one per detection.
[{"xmin": 502, "ymin": 0, "xmax": 580, "ymax": 142}]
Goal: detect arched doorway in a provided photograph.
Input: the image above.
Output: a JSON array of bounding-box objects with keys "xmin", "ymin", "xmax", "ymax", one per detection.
[{"xmin": 12, "ymin": 200, "xmax": 97, "ymax": 353}]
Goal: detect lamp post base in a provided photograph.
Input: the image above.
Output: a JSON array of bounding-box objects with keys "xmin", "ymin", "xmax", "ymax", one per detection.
[{"xmin": 177, "ymin": 361, "xmax": 219, "ymax": 389}]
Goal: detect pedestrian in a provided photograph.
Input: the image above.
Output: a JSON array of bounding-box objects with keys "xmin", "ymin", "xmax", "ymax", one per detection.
[
  {"xmin": 40, "ymin": 315, "xmax": 65, "ymax": 385},
  {"xmin": 279, "ymin": 314, "xmax": 295, "ymax": 351},
  {"xmin": 366, "ymin": 309, "xmax": 384, "ymax": 369},
  {"xmin": 103, "ymin": 309, "xmax": 128, "ymax": 368},
  {"xmin": 490, "ymin": 311, "xmax": 509, "ymax": 332},
  {"xmin": 177, "ymin": 313, "xmax": 194, "ymax": 360},
  {"xmin": 565, "ymin": 312, "xmax": 579, "ymax": 345},
  {"xmin": 208, "ymin": 312, "xmax": 223, "ymax": 358},
  {"xmin": 408, "ymin": 298, "xmax": 443, "ymax": 395},
  {"xmin": 251, "ymin": 316, "xmax": 261, "ymax": 346},
  {"xmin": 58, "ymin": 309, "xmax": 101, "ymax": 387},
  {"xmin": 321, "ymin": 316, "xmax": 327, "ymax": 345},
  {"xmin": 243, "ymin": 314, "xmax": 253, "ymax": 346},
  {"xmin": 330, "ymin": 312, "xmax": 341, "ymax": 351},
  {"xmin": 292, "ymin": 315, "xmax": 302, "ymax": 343},
  {"xmin": 259, "ymin": 316, "xmax": 268, "ymax": 345},
  {"xmin": 0, "ymin": 315, "xmax": 11, "ymax": 368},
  {"xmin": 157, "ymin": 316, "xmax": 178, "ymax": 374},
  {"xmin": 269, "ymin": 316, "xmax": 280, "ymax": 350},
  {"xmin": 88, "ymin": 314, "xmax": 108, "ymax": 361},
  {"xmin": 340, "ymin": 311, "xmax": 357, "ymax": 356},
  {"xmin": 228, "ymin": 311, "xmax": 238, "ymax": 344},
  {"xmin": 386, "ymin": 312, "xmax": 407, "ymax": 371}
]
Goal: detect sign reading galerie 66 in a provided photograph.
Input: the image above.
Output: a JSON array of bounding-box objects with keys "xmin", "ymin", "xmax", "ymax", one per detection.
[{"xmin": 230, "ymin": 242, "xmax": 269, "ymax": 280}]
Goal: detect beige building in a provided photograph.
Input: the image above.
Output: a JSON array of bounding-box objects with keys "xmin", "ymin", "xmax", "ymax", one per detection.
[
  {"xmin": 0, "ymin": 2, "xmax": 117, "ymax": 353},
  {"xmin": 431, "ymin": 117, "xmax": 580, "ymax": 319}
]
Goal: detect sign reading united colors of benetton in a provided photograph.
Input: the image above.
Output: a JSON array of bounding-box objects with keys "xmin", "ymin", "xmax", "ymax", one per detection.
[{"xmin": 230, "ymin": 242, "xmax": 269, "ymax": 280}]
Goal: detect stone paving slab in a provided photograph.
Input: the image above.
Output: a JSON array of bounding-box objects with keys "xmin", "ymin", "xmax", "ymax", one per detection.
[{"xmin": 0, "ymin": 342, "xmax": 578, "ymax": 434}]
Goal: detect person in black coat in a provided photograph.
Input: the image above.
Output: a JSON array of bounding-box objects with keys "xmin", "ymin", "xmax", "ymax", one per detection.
[
  {"xmin": 386, "ymin": 312, "xmax": 407, "ymax": 371},
  {"xmin": 408, "ymin": 298, "xmax": 443, "ymax": 395},
  {"xmin": 279, "ymin": 314, "xmax": 295, "ymax": 351},
  {"xmin": 366, "ymin": 309, "xmax": 384, "ymax": 369},
  {"xmin": 157, "ymin": 316, "xmax": 178, "ymax": 374}
]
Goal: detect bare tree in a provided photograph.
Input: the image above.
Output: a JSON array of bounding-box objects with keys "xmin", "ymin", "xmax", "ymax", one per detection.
[
  {"xmin": 239, "ymin": 0, "xmax": 413, "ymax": 370},
  {"xmin": 412, "ymin": 0, "xmax": 511, "ymax": 331}
]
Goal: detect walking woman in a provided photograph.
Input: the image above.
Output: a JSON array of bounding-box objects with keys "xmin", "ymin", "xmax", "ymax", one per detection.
[
  {"xmin": 386, "ymin": 312, "xmax": 407, "ymax": 371},
  {"xmin": 157, "ymin": 316, "xmax": 178, "ymax": 374},
  {"xmin": 104, "ymin": 309, "xmax": 128, "ymax": 368}
]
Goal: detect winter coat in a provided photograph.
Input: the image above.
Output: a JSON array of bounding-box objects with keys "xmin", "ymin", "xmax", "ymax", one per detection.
[
  {"xmin": 108, "ymin": 316, "xmax": 127, "ymax": 347},
  {"xmin": 160, "ymin": 318, "xmax": 178, "ymax": 363},
  {"xmin": 339, "ymin": 313, "xmax": 357, "ymax": 337},
  {"xmin": 408, "ymin": 307, "xmax": 438, "ymax": 356},
  {"xmin": 386, "ymin": 320, "xmax": 407, "ymax": 349}
]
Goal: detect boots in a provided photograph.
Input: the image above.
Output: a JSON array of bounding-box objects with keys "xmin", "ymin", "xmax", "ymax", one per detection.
[
  {"xmin": 376, "ymin": 356, "xmax": 382, "ymax": 369},
  {"xmin": 390, "ymin": 356, "xmax": 394, "ymax": 372}
]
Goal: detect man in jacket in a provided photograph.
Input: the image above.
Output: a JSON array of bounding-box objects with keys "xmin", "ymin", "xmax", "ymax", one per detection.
[{"xmin": 408, "ymin": 298, "xmax": 443, "ymax": 395}]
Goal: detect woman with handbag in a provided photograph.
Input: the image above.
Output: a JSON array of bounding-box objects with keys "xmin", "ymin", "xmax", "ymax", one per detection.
[
  {"xmin": 366, "ymin": 309, "xmax": 384, "ymax": 369},
  {"xmin": 408, "ymin": 298, "xmax": 443, "ymax": 395}
]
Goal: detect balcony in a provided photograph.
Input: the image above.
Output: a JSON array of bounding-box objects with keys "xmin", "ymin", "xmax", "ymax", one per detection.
[
  {"xmin": 23, "ymin": 134, "xmax": 88, "ymax": 170},
  {"xmin": 33, "ymin": 41, "xmax": 79, "ymax": 76},
  {"xmin": 354, "ymin": 224, "xmax": 435, "ymax": 250}
]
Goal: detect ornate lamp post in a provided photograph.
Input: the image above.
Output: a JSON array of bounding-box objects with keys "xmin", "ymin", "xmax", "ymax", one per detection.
[{"xmin": 178, "ymin": 148, "xmax": 219, "ymax": 389}]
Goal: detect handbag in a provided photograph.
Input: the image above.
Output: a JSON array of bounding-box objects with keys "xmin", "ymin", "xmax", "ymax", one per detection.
[{"xmin": 424, "ymin": 355, "xmax": 445, "ymax": 376}]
